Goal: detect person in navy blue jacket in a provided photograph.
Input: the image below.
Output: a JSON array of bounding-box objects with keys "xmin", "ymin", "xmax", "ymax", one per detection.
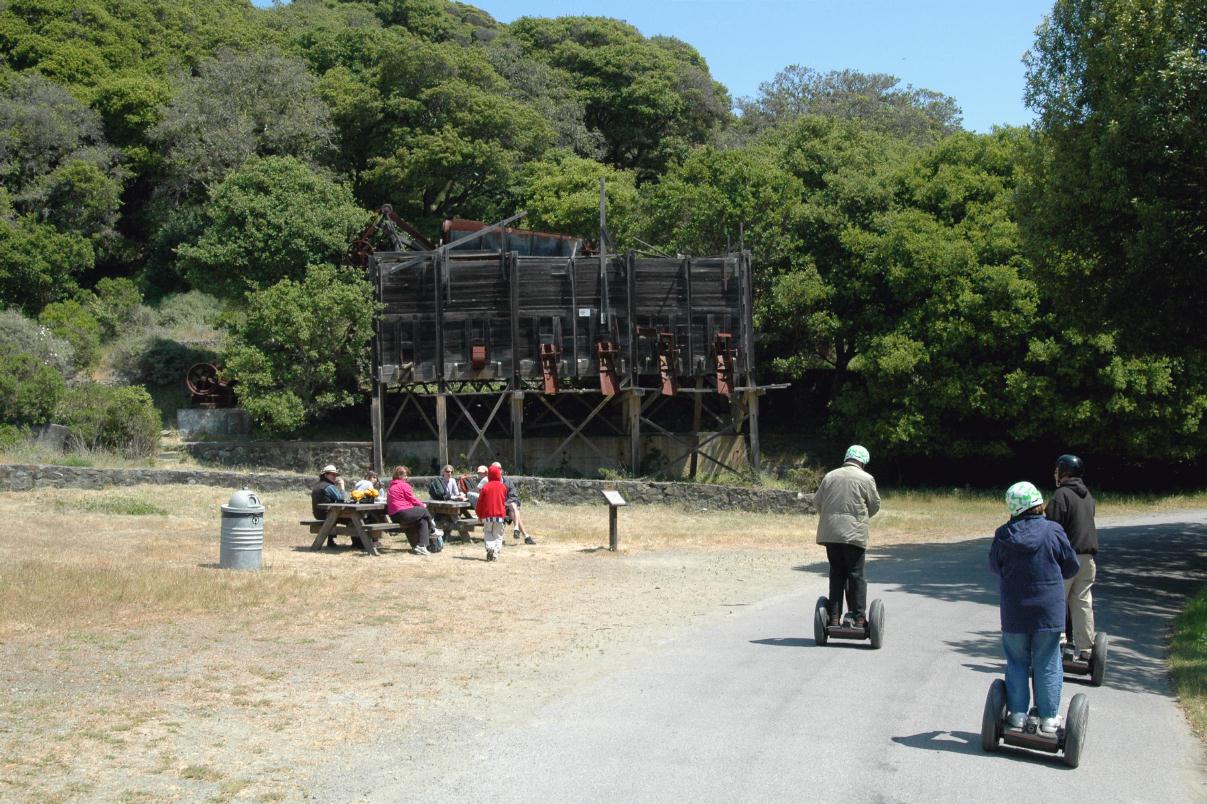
[{"xmin": 989, "ymin": 481, "xmax": 1080, "ymax": 733}]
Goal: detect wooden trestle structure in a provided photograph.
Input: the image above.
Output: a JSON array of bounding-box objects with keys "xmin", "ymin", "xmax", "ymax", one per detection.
[{"xmin": 366, "ymin": 208, "xmax": 781, "ymax": 479}]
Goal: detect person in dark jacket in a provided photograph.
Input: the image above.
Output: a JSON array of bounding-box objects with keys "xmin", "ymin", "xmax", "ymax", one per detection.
[
  {"xmin": 429, "ymin": 464, "xmax": 467, "ymax": 501},
  {"xmin": 1046, "ymin": 454, "xmax": 1098, "ymax": 661},
  {"xmin": 311, "ymin": 464, "xmax": 347, "ymax": 547},
  {"xmin": 990, "ymin": 481, "xmax": 1080, "ymax": 733}
]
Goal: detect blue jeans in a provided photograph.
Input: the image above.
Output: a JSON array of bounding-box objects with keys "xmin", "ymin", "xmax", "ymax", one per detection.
[{"xmin": 1002, "ymin": 630, "xmax": 1063, "ymax": 718}]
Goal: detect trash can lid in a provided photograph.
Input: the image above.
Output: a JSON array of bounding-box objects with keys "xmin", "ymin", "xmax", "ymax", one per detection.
[{"xmin": 221, "ymin": 488, "xmax": 264, "ymax": 513}]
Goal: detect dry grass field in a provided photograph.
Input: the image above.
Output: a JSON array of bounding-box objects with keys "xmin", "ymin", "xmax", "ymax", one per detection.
[{"xmin": 0, "ymin": 484, "xmax": 1202, "ymax": 801}]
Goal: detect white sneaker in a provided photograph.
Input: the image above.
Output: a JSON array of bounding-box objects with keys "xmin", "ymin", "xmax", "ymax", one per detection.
[
  {"xmin": 1040, "ymin": 715, "xmax": 1061, "ymax": 734},
  {"xmin": 1007, "ymin": 712, "xmax": 1026, "ymax": 729},
  {"xmin": 432, "ymin": 528, "xmax": 444, "ymax": 538},
  {"xmin": 412, "ymin": 545, "xmax": 430, "ymax": 556}
]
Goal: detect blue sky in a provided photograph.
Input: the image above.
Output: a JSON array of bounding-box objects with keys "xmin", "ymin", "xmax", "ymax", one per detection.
[{"xmin": 254, "ymin": 1, "xmax": 1056, "ymax": 132}]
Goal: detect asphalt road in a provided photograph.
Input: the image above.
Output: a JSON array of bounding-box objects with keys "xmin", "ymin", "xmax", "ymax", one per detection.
[{"xmin": 357, "ymin": 513, "xmax": 1207, "ymax": 803}]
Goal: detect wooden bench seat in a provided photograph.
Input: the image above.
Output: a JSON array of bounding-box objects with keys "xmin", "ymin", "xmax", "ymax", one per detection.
[{"xmin": 304, "ymin": 521, "xmax": 402, "ymax": 534}]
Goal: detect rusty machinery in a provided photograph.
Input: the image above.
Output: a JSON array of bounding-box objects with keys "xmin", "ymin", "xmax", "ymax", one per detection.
[{"xmin": 185, "ymin": 363, "xmax": 236, "ymax": 408}]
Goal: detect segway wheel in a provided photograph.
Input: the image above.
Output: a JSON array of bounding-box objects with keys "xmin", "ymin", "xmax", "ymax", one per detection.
[
  {"xmin": 867, "ymin": 598, "xmax": 885, "ymax": 649},
  {"xmin": 814, "ymin": 597, "xmax": 830, "ymax": 646},
  {"xmin": 1062, "ymin": 693, "xmax": 1090, "ymax": 768},
  {"xmin": 1090, "ymin": 632, "xmax": 1108, "ymax": 687},
  {"xmin": 981, "ymin": 679, "xmax": 1006, "ymax": 752}
]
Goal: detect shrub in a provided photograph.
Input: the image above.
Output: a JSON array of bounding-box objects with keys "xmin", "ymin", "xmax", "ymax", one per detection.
[
  {"xmin": 0, "ymin": 423, "xmax": 26, "ymax": 450},
  {"xmin": 0, "ymin": 351, "xmax": 66, "ymax": 426},
  {"xmin": 0, "ymin": 309, "xmax": 76, "ymax": 379},
  {"xmin": 55, "ymin": 383, "xmax": 160, "ymax": 457},
  {"xmin": 88, "ymin": 277, "xmax": 145, "ymax": 339},
  {"xmin": 155, "ymin": 290, "xmax": 225, "ymax": 329},
  {"xmin": 39, "ymin": 299, "xmax": 101, "ymax": 370},
  {"xmin": 111, "ymin": 333, "xmax": 218, "ymax": 387}
]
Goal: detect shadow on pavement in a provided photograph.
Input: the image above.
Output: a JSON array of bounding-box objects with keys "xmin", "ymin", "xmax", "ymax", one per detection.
[
  {"xmin": 749, "ymin": 637, "xmax": 814, "ymax": 648},
  {"xmin": 795, "ymin": 520, "xmax": 1207, "ymax": 696},
  {"xmin": 892, "ymin": 730, "xmax": 1074, "ymax": 770}
]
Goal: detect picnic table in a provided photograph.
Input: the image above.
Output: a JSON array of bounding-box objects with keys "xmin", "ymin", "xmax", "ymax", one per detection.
[
  {"xmin": 302, "ymin": 502, "xmax": 400, "ymax": 557},
  {"xmin": 425, "ymin": 499, "xmax": 483, "ymax": 542}
]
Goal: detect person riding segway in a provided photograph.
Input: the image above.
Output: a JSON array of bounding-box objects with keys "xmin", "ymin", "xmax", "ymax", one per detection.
[{"xmin": 812, "ymin": 445, "xmax": 886, "ymax": 648}]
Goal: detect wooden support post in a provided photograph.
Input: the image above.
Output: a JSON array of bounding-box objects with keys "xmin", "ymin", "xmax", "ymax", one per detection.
[
  {"xmin": 609, "ymin": 504, "xmax": 618, "ymax": 551},
  {"xmin": 626, "ymin": 390, "xmax": 641, "ymax": 476},
  {"xmin": 371, "ymin": 383, "xmax": 385, "ymax": 475},
  {"xmin": 436, "ymin": 394, "xmax": 449, "ymax": 468},
  {"xmin": 746, "ymin": 388, "xmax": 761, "ymax": 478},
  {"xmin": 511, "ymin": 391, "xmax": 524, "ymax": 473},
  {"xmin": 689, "ymin": 374, "xmax": 704, "ymax": 479}
]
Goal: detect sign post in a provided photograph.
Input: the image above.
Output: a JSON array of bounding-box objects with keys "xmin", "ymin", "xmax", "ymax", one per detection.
[{"xmin": 601, "ymin": 489, "xmax": 627, "ymax": 552}]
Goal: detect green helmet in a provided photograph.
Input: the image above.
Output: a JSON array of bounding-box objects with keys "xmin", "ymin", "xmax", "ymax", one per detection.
[
  {"xmin": 844, "ymin": 444, "xmax": 870, "ymax": 466},
  {"xmin": 1005, "ymin": 481, "xmax": 1044, "ymax": 517}
]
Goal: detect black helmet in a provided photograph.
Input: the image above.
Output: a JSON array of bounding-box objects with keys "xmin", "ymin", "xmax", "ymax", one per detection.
[{"xmin": 1055, "ymin": 454, "xmax": 1084, "ymax": 477}]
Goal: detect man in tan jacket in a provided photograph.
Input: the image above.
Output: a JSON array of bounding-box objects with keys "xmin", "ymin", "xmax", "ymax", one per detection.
[{"xmin": 814, "ymin": 445, "xmax": 881, "ymax": 627}]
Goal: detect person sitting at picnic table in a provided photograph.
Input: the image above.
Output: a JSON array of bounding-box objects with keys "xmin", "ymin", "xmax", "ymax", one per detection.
[
  {"xmin": 353, "ymin": 470, "xmax": 381, "ymax": 494},
  {"xmin": 311, "ymin": 464, "xmax": 348, "ymax": 548},
  {"xmin": 387, "ymin": 465, "xmax": 441, "ymax": 556},
  {"xmin": 491, "ymin": 461, "xmax": 536, "ymax": 545},
  {"xmin": 467, "ymin": 464, "xmax": 488, "ymax": 505},
  {"xmin": 428, "ymin": 464, "xmax": 467, "ymax": 501}
]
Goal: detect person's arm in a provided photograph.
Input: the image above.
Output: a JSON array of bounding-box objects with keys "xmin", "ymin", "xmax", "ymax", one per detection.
[
  {"xmin": 866, "ymin": 477, "xmax": 881, "ymax": 519},
  {"xmin": 1054, "ymin": 525, "xmax": 1080, "ymax": 579},
  {"xmin": 402, "ymin": 482, "xmax": 426, "ymax": 507},
  {"xmin": 1045, "ymin": 489, "xmax": 1067, "ymax": 523},
  {"xmin": 988, "ymin": 535, "xmax": 1002, "ymax": 575},
  {"xmin": 324, "ymin": 484, "xmax": 345, "ymax": 504}
]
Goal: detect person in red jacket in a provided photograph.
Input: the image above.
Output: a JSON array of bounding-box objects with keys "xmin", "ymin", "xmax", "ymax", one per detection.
[{"xmin": 476, "ymin": 465, "xmax": 508, "ymax": 562}]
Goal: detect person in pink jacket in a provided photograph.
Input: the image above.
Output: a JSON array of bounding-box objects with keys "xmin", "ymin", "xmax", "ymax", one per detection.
[{"xmin": 386, "ymin": 465, "xmax": 439, "ymax": 555}]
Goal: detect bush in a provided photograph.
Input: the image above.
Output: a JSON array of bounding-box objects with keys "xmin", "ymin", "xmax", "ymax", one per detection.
[
  {"xmin": 39, "ymin": 299, "xmax": 101, "ymax": 370},
  {"xmin": 0, "ymin": 351, "xmax": 66, "ymax": 426},
  {"xmin": 111, "ymin": 333, "xmax": 218, "ymax": 387},
  {"xmin": 154, "ymin": 290, "xmax": 225, "ymax": 329},
  {"xmin": 55, "ymin": 383, "xmax": 160, "ymax": 457},
  {"xmin": 0, "ymin": 423, "xmax": 26, "ymax": 450},
  {"xmin": 88, "ymin": 277, "xmax": 145, "ymax": 339},
  {"xmin": 0, "ymin": 309, "xmax": 76, "ymax": 379}
]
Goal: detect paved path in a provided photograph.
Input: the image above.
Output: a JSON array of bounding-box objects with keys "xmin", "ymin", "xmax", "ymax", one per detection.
[{"xmin": 357, "ymin": 513, "xmax": 1207, "ymax": 803}]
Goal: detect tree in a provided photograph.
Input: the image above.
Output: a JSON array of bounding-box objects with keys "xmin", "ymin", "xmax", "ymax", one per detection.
[
  {"xmin": 223, "ymin": 264, "xmax": 377, "ymax": 434},
  {"xmin": 0, "ymin": 215, "xmax": 94, "ymax": 314},
  {"xmin": 735, "ymin": 66, "xmax": 963, "ymax": 146},
  {"xmin": 1018, "ymin": 0, "xmax": 1207, "ymax": 460},
  {"xmin": 507, "ymin": 16, "xmax": 730, "ymax": 177},
  {"xmin": 1021, "ymin": 0, "xmax": 1207, "ymax": 352},
  {"xmin": 0, "ymin": 71, "xmax": 124, "ymax": 245},
  {"xmin": 515, "ymin": 153, "xmax": 639, "ymax": 245},
  {"xmin": 177, "ymin": 156, "xmax": 369, "ymax": 299},
  {"xmin": 153, "ymin": 48, "xmax": 335, "ymax": 200}
]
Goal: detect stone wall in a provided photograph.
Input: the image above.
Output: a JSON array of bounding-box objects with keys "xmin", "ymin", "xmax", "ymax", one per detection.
[{"xmin": 0, "ymin": 464, "xmax": 816, "ymax": 515}]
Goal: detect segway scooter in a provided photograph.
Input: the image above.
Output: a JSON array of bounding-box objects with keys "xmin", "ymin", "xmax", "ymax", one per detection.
[
  {"xmin": 813, "ymin": 596, "xmax": 885, "ymax": 649},
  {"xmin": 1062, "ymin": 632, "xmax": 1109, "ymax": 686},
  {"xmin": 981, "ymin": 679, "xmax": 1089, "ymax": 768}
]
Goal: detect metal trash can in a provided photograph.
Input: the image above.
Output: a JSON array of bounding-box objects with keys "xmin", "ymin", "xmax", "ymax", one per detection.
[{"xmin": 220, "ymin": 488, "xmax": 264, "ymax": 570}]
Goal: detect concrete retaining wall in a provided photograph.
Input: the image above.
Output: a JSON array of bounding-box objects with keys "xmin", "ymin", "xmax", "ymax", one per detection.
[{"xmin": 0, "ymin": 464, "xmax": 815, "ymax": 515}]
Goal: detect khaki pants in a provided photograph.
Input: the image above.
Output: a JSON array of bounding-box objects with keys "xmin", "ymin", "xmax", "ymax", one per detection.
[{"xmin": 1064, "ymin": 555, "xmax": 1096, "ymax": 650}]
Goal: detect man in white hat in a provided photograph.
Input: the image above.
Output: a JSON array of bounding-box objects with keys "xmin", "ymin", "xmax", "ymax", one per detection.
[
  {"xmin": 813, "ymin": 445, "xmax": 880, "ymax": 628},
  {"xmin": 311, "ymin": 464, "xmax": 348, "ymax": 547}
]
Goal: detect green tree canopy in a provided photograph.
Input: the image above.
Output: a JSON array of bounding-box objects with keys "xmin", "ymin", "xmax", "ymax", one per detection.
[
  {"xmin": 178, "ymin": 155, "xmax": 369, "ymax": 299},
  {"xmin": 223, "ymin": 263, "xmax": 377, "ymax": 434},
  {"xmin": 516, "ymin": 152, "xmax": 639, "ymax": 246},
  {"xmin": 735, "ymin": 66, "xmax": 963, "ymax": 146},
  {"xmin": 153, "ymin": 48, "xmax": 335, "ymax": 201}
]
